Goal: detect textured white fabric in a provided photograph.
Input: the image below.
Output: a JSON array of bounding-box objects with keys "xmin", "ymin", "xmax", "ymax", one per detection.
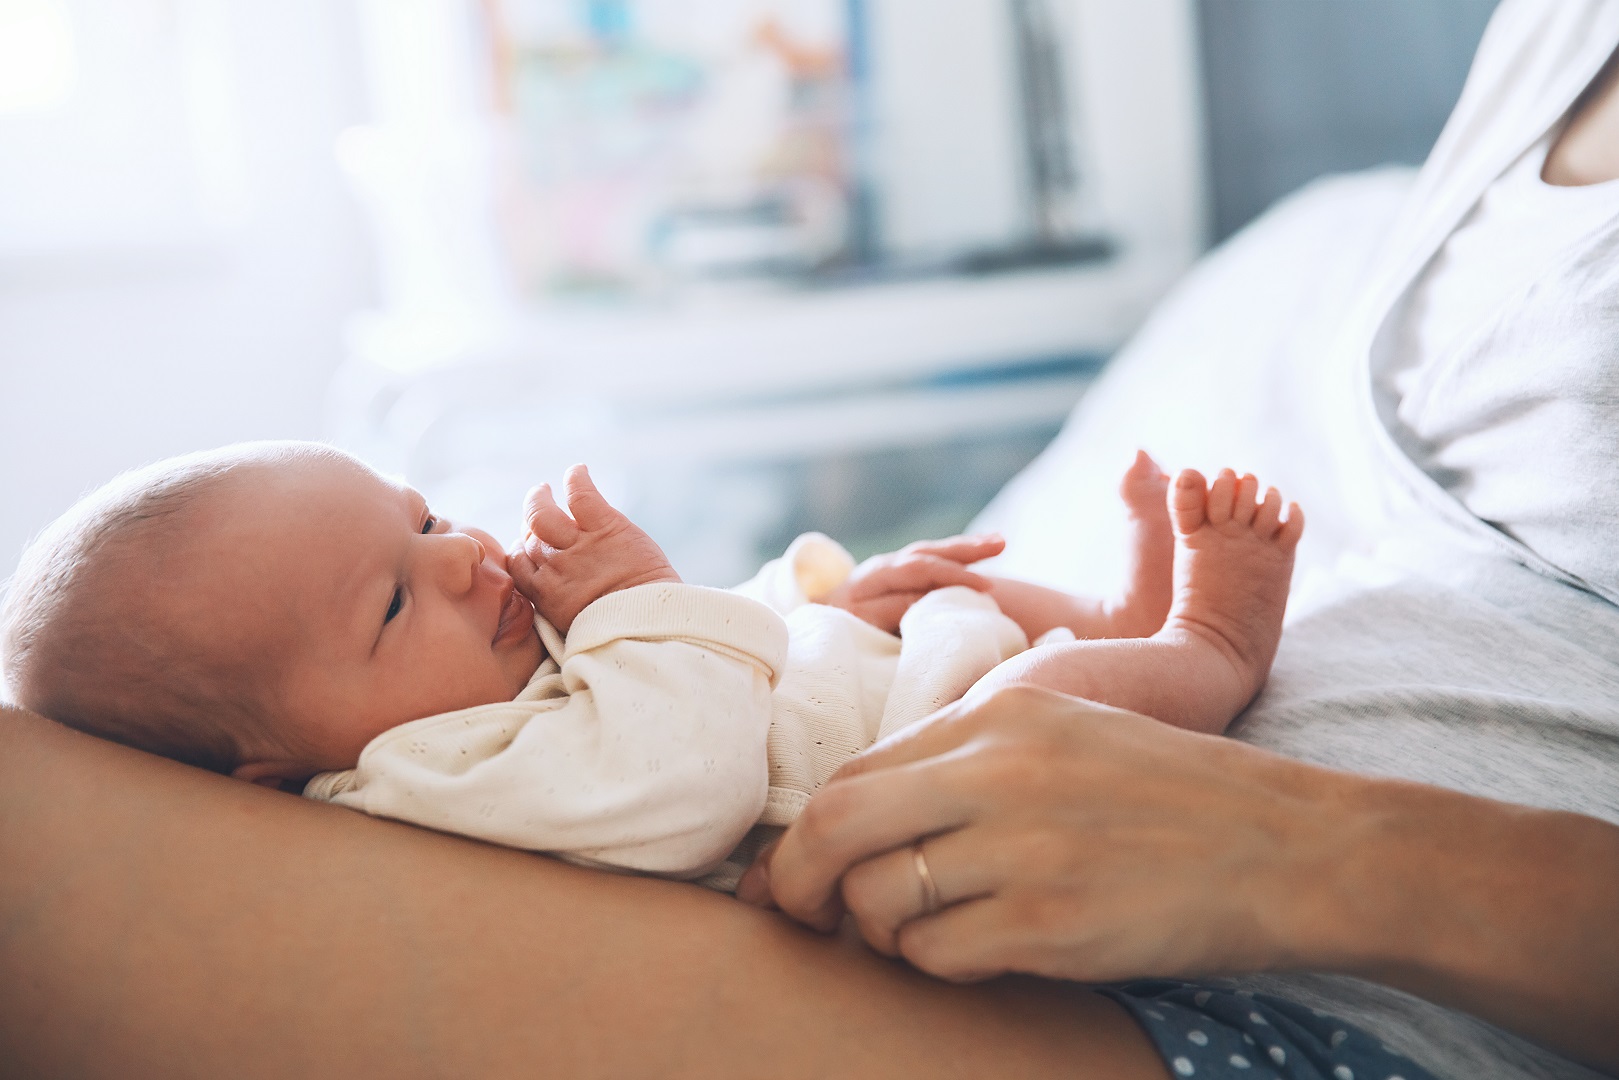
[
  {"xmin": 1382, "ymin": 128, "xmax": 1619, "ymax": 395},
  {"xmin": 975, "ymin": 3, "xmax": 1619, "ymax": 1077},
  {"xmin": 306, "ymin": 535, "xmax": 1026, "ymax": 885},
  {"xmin": 1353, "ymin": 3, "xmax": 1619, "ymax": 607}
]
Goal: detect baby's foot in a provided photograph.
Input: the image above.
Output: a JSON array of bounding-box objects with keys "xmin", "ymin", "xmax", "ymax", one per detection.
[
  {"xmin": 1104, "ymin": 450, "xmax": 1175, "ymax": 637},
  {"xmin": 1162, "ymin": 468, "xmax": 1303, "ymax": 708}
]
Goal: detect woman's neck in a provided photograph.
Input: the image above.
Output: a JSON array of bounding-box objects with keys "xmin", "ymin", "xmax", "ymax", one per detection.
[{"xmin": 1544, "ymin": 46, "xmax": 1619, "ymax": 186}]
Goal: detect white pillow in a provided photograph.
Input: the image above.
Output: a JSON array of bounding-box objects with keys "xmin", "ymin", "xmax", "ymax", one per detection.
[{"xmin": 973, "ymin": 168, "xmax": 1416, "ymax": 596}]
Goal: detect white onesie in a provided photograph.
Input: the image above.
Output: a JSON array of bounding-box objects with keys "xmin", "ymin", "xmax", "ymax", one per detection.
[{"xmin": 303, "ymin": 534, "xmax": 1029, "ymax": 891}]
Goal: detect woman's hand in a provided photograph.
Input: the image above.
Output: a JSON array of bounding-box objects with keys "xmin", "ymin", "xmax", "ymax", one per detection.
[
  {"xmin": 738, "ymin": 686, "xmax": 1619, "ymax": 1073},
  {"xmin": 823, "ymin": 534, "xmax": 1005, "ymax": 633},
  {"xmin": 737, "ymin": 685, "xmax": 1330, "ymax": 983}
]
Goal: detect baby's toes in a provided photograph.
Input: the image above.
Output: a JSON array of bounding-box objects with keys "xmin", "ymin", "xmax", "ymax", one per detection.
[
  {"xmin": 1231, "ymin": 474, "xmax": 1260, "ymax": 527},
  {"xmin": 1119, "ymin": 450, "xmax": 1170, "ymax": 508},
  {"xmin": 1206, "ymin": 469, "xmax": 1238, "ymax": 527},
  {"xmin": 1253, "ymin": 487, "xmax": 1283, "ymax": 536},
  {"xmin": 1171, "ymin": 469, "xmax": 1209, "ymax": 535},
  {"xmin": 1277, "ymin": 503, "xmax": 1306, "ymax": 551}
]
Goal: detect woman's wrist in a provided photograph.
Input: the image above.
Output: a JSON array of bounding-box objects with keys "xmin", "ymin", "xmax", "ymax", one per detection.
[
  {"xmin": 1289, "ymin": 771, "xmax": 1555, "ymax": 976},
  {"xmin": 1264, "ymin": 764, "xmax": 1619, "ymax": 1071}
]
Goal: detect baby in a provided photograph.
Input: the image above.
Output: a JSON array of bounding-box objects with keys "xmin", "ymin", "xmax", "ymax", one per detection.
[{"xmin": 0, "ymin": 441, "xmax": 1301, "ymax": 889}]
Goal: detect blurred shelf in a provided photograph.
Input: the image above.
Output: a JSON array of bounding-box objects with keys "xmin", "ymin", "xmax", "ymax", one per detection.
[{"xmin": 343, "ymin": 249, "xmax": 1183, "ymax": 409}]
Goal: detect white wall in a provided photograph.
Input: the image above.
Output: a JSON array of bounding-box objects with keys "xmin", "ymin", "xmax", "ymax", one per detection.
[{"xmin": 0, "ymin": 0, "xmax": 375, "ymax": 574}]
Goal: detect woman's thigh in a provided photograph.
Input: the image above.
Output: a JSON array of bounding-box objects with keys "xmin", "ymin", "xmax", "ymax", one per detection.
[{"xmin": 0, "ymin": 706, "xmax": 1167, "ymax": 1080}]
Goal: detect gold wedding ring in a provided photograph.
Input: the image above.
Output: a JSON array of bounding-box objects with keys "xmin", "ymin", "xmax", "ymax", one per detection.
[{"xmin": 912, "ymin": 841, "xmax": 941, "ymax": 916}]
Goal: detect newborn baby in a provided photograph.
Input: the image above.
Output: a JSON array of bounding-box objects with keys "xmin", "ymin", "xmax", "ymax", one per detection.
[{"xmin": 0, "ymin": 442, "xmax": 1301, "ymax": 889}]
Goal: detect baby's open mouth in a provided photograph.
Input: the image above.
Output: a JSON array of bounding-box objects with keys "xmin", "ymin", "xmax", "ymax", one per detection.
[{"xmin": 493, "ymin": 585, "xmax": 533, "ymax": 645}]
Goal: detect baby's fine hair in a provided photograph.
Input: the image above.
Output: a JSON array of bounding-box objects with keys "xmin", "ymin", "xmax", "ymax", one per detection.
[{"xmin": 1, "ymin": 442, "xmax": 333, "ymax": 773}]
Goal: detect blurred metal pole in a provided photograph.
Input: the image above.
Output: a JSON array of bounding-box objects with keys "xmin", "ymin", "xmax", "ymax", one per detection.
[
  {"xmin": 1010, "ymin": 0, "xmax": 1081, "ymax": 244},
  {"xmin": 842, "ymin": 0, "xmax": 882, "ymax": 266}
]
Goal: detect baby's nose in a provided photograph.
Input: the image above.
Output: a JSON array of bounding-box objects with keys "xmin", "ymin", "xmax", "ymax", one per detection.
[
  {"xmin": 460, "ymin": 525, "xmax": 506, "ymax": 561},
  {"xmin": 453, "ymin": 530, "xmax": 486, "ymax": 565},
  {"xmin": 425, "ymin": 530, "xmax": 487, "ymax": 591}
]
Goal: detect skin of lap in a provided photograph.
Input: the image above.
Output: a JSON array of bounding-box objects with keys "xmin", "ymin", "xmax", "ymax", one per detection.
[{"xmin": 0, "ymin": 704, "xmax": 1169, "ymax": 1080}]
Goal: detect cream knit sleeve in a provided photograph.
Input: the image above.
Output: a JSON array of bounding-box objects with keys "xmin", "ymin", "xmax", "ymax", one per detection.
[{"xmin": 303, "ymin": 583, "xmax": 788, "ymax": 879}]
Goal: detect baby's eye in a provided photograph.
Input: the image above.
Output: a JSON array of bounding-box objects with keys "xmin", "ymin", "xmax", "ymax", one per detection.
[
  {"xmin": 421, "ymin": 513, "xmax": 438, "ymax": 534},
  {"xmin": 384, "ymin": 587, "xmax": 404, "ymax": 624}
]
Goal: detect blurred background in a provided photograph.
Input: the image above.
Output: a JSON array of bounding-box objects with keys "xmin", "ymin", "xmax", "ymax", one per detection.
[{"xmin": 0, "ymin": 0, "xmax": 1494, "ymax": 585}]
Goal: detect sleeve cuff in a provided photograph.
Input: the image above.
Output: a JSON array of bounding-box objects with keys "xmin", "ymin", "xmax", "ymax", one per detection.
[{"xmin": 566, "ymin": 582, "xmax": 789, "ymax": 682}]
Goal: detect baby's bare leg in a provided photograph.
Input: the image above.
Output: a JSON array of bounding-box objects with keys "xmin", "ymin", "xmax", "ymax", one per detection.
[
  {"xmin": 1106, "ymin": 449, "xmax": 1176, "ymax": 636},
  {"xmin": 988, "ymin": 450, "xmax": 1174, "ymax": 641},
  {"xmin": 973, "ymin": 468, "xmax": 1302, "ymax": 735}
]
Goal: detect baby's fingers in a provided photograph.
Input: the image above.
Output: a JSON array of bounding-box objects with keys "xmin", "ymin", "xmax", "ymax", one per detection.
[
  {"xmin": 525, "ymin": 483, "xmax": 580, "ymax": 549},
  {"xmin": 563, "ymin": 464, "xmax": 621, "ymax": 531},
  {"xmin": 848, "ymin": 554, "xmax": 991, "ymax": 600},
  {"xmin": 903, "ymin": 534, "xmax": 1006, "ymax": 565},
  {"xmin": 508, "ymin": 549, "xmax": 544, "ymax": 598}
]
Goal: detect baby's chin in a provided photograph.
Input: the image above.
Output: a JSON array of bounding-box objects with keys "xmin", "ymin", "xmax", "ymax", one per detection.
[{"xmin": 506, "ymin": 625, "xmax": 548, "ymax": 693}]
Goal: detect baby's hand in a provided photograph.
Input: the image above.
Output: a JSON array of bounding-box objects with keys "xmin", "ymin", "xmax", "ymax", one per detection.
[
  {"xmin": 509, "ymin": 464, "xmax": 681, "ymax": 634},
  {"xmin": 824, "ymin": 534, "xmax": 1005, "ymax": 634}
]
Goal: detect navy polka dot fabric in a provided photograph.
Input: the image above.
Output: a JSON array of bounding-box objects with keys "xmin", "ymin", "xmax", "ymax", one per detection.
[{"xmin": 1099, "ymin": 980, "xmax": 1439, "ymax": 1080}]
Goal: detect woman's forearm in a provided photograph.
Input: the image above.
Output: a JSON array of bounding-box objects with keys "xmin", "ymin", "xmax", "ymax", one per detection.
[{"xmin": 1283, "ymin": 770, "xmax": 1619, "ymax": 1073}]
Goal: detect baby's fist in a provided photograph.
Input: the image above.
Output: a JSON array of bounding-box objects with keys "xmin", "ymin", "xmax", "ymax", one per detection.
[
  {"xmin": 825, "ymin": 533, "xmax": 1004, "ymax": 633},
  {"xmin": 509, "ymin": 465, "xmax": 680, "ymax": 633}
]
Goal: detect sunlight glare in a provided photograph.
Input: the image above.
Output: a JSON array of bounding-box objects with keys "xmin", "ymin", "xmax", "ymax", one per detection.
[{"xmin": 0, "ymin": 0, "xmax": 78, "ymax": 113}]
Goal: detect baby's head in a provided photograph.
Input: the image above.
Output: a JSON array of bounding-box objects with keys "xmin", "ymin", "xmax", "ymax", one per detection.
[{"xmin": 1, "ymin": 442, "xmax": 544, "ymax": 787}]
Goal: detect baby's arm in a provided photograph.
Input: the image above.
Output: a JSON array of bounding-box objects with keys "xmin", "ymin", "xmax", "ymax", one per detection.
[
  {"xmin": 822, "ymin": 535, "xmax": 1003, "ymax": 632},
  {"xmin": 308, "ymin": 582, "xmax": 788, "ymax": 878},
  {"xmin": 824, "ymin": 534, "xmax": 1152, "ymax": 642},
  {"xmin": 510, "ymin": 464, "xmax": 680, "ymax": 633}
]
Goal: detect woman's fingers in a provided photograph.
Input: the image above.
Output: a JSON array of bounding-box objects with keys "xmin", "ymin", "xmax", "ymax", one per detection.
[
  {"xmin": 524, "ymin": 483, "xmax": 580, "ymax": 549},
  {"xmin": 895, "ymin": 896, "xmax": 1022, "ymax": 983},
  {"xmin": 738, "ymin": 698, "xmax": 1000, "ymax": 911},
  {"xmin": 764, "ymin": 688, "xmax": 1185, "ymax": 923},
  {"xmin": 761, "ymin": 690, "xmax": 1077, "ymax": 926},
  {"xmin": 766, "ymin": 752, "xmax": 979, "ymax": 931},
  {"xmin": 760, "ymin": 687, "xmax": 1353, "ymax": 991},
  {"xmin": 840, "ymin": 825, "xmax": 1000, "ymax": 956},
  {"xmin": 823, "ymin": 687, "xmax": 1038, "ymax": 783}
]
